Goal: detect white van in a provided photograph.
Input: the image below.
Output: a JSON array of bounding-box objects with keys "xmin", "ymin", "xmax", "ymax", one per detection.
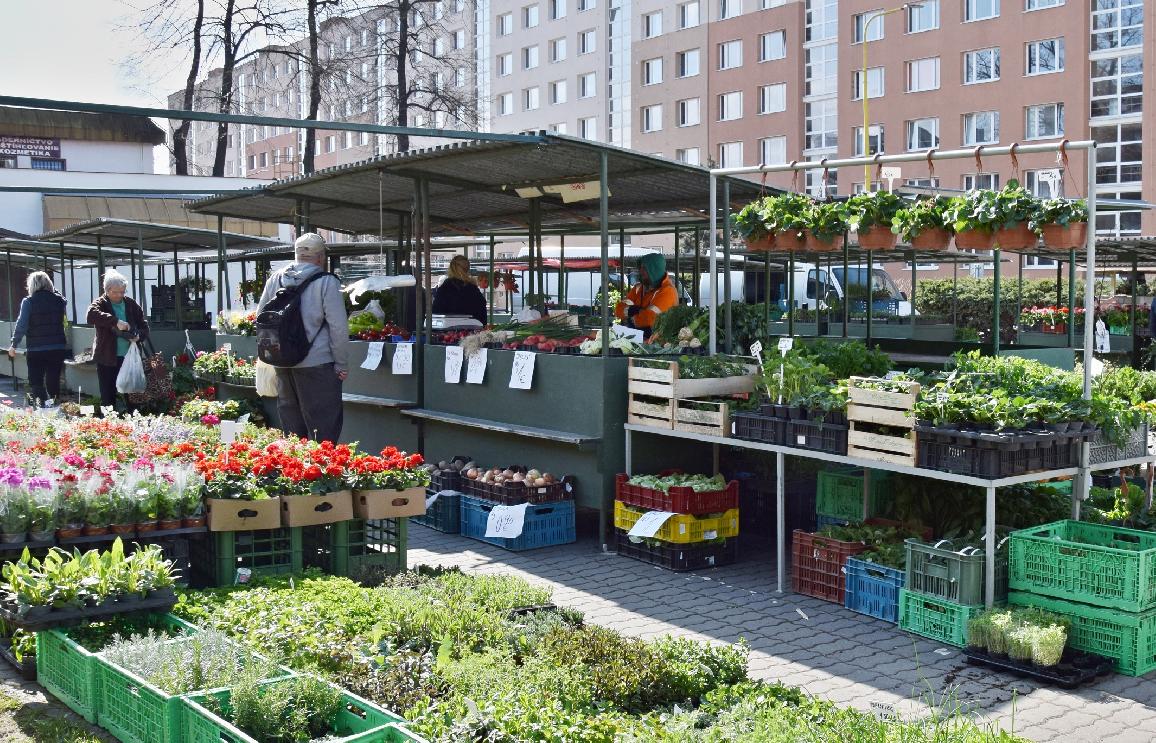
[{"xmin": 696, "ymin": 261, "xmax": 913, "ymax": 316}]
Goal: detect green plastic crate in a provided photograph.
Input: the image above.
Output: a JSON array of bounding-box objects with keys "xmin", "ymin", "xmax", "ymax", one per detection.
[
  {"xmin": 898, "ymin": 589, "xmax": 984, "ymax": 648},
  {"xmin": 304, "ymin": 519, "xmax": 407, "ymax": 578},
  {"xmin": 1009, "ymin": 591, "xmax": 1156, "ymax": 677},
  {"xmin": 904, "ymin": 538, "xmax": 1009, "ymax": 607},
  {"xmin": 816, "ymin": 468, "xmax": 892, "ymax": 522},
  {"xmin": 211, "ymin": 527, "xmax": 303, "ymax": 587},
  {"xmin": 36, "ymin": 614, "xmax": 196, "ymax": 725},
  {"xmin": 1009, "ymin": 520, "xmax": 1156, "ymax": 613},
  {"xmin": 182, "ymin": 679, "xmax": 420, "ymax": 743}
]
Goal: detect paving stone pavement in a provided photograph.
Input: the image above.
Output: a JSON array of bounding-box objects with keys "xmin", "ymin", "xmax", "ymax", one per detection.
[{"xmin": 408, "ymin": 525, "xmax": 1156, "ymax": 743}]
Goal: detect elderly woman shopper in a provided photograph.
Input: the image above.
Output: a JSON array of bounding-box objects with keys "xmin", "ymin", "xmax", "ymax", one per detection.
[
  {"xmin": 86, "ymin": 269, "xmax": 149, "ymax": 409},
  {"xmin": 7, "ymin": 271, "xmax": 69, "ymax": 406}
]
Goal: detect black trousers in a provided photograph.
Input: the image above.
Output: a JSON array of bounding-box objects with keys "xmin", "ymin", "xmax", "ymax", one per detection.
[
  {"xmin": 275, "ymin": 363, "xmax": 344, "ymax": 443},
  {"xmin": 97, "ymin": 356, "xmax": 125, "ymax": 408},
  {"xmin": 25, "ymin": 349, "xmax": 67, "ymax": 404}
]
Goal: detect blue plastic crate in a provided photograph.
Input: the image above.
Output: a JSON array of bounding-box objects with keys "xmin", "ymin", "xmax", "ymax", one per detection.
[
  {"xmin": 459, "ymin": 494, "xmax": 576, "ymax": 551},
  {"xmin": 845, "ymin": 557, "xmax": 905, "ymax": 624},
  {"xmin": 816, "ymin": 514, "xmax": 851, "ymax": 530},
  {"xmin": 412, "ymin": 489, "xmax": 462, "ymax": 534}
]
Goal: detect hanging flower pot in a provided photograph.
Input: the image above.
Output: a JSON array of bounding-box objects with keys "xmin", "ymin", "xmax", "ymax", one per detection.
[
  {"xmin": 894, "ymin": 197, "xmax": 952, "ymax": 251},
  {"xmin": 802, "ymin": 230, "xmax": 842, "ymax": 253},
  {"xmin": 745, "ymin": 233, "xmax": 781, "ymax": 252},
  {"xmin": 993, "ymin": 223, "xmax": 1038, "ymax": 250},
  {"xmin": 846, "ymin": 190, "xmax": 903, "ymax": 250},
  {"xmin": 856, "ymin": 226, "xmax": 898, "ymax": 250},
  {"xmin": 911, "ymin": 228, "xmax": 952, "ymax": 251},
  {"xmin": 1041, "ymin": 222, "xmax": 1088, "ymax": 251},
  {"xmin": 954, "ymin": 229, "xmax": 998, "ymax": 251}
]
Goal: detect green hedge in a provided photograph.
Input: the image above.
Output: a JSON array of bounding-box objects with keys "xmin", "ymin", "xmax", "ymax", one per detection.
[{"xmin": 915, "ymin": 278, "xmax": 1083, "ymax": 339}]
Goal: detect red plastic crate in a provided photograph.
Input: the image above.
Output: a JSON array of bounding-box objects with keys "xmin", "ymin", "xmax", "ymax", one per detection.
[
  {"xmin": 615, "ymin": 474, "xmax": 739, "ymax": 515},
  {"xmin": 791, "ymin": 529, "xmax": 869, "ymax": 604}
]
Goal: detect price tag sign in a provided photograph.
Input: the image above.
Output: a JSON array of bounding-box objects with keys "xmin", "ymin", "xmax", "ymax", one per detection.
[
  {"xmin": 219, "ymin": 420, "xmax": 239, "ymax": 445},
  {"xmin": 509, "ymin": 350, "xmax": 537, "ymax": 390},
  {"xmin": 485, "ymin": 502, "xmax": 530, "ymax": 538},
  {"xmin": 627, "ymin": 510, "xmax": 676, "ymax": 538},
  {"xmin": 392, "ymin": 342, "xmax": 413, "ymax": 375},
  {"xmin": 777, "ymin": 337, "xmax": 794, "ymax": 354},
  {"xmin": 1039, "ymin": 168, "xmax": 1061, "ymax": 189},
  {"xmin": 444, "ymin": 346, "xmax": 464, "ymax": 383},
  {"xmin": 750, "ymin": 341, "xmax": 763, "ymax": 361},
  {"xmin": 80, "ymin": 405, "xmax": 95, "ymax": 417},
  {"xmin": 881, "ymin": 166, "xmax": 902, "ymax": 192},
  {"xmin": 360, "ymin": 342, "xmax": 384, "ymax": 371},
  {"xmin": 466, "ymin": 348, "xmax": 488, "ymax": 384},
  {"xmin": 611, "ymin": 324, "xmax": 644, "ymax": 342},
  {"xmin": 936, "ymin": 390, "xmax": 949, "ymax": 404}
]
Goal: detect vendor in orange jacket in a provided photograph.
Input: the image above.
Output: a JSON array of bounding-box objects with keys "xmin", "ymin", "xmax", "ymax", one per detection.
[{"xmin": 615, "ymin": 253, "xmax": 678, "ymax": 338}]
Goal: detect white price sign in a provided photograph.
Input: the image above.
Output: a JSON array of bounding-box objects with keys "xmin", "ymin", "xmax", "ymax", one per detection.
[
  {"xmin": 391, "ymin": 343, "xmax": 413, "ymax": 375},
  {"xmin": 485, "ymin": 502, "xmax": 530, "ymax": 538},
  {"xmin": 749, "ymin": 341, "xmax": 763, "ymax": 360},
  {"xmin": 444, "ymin": 346, "xmax": 464, "ymax": 383},
  {"xmin": 778, "ymin": 337, "xmax": 794, "ymax": 354},
  {"xmin": 219, "ymin": 419, "xmax": 239, "ymax": 445},
  {"xmin": 466, "ymin": 348, "xmax": 488, "ymax": 384},
  {"xmin": 80, "ymin": 405, "xmax": 95, "ymax": 417},
  {"xmin": 509, "ymin": 350, "xmax": 537, "ymax": 390},
  {"xmin": 360, "ymin": 342, "xmax": 384, "ymax": 370},
  {"xmin": 627, "ymin": 510, "xmax": 676, "ymax": 538}
]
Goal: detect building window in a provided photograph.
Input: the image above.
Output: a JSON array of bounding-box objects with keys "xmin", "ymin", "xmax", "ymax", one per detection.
[
  {"xmin": 1096, "ymin": 190, "xmax": 1142, "ymax": 236},
  {"xmin": 965, "ymin": 0, "xmax": 999, "ymax": 21},
  {"xmin": 641, "ymin": 104, "xmax": 663, "ymax": 132},
  {"xmin": 760, "ymin": 136, "xmax": 787, "ymax": 165},
  {"xmin": 523, "ymin": 45, "xmax": 540, "ymax": 69},
  {"xmin": 455, "ymin": 67, "xmax": 466, "ymax": 87},
  {"xmin": 719, "ymin": 0, "xmax": 741, "ymax": 19},
  {"xmin": 579, "ymin": 72, "xmax": 597, "ymax": 98},
  {"xmin": 964, "ymin": 47, "xmax": 1000, "ymax": 84},
  {"xmin": 853, "ymin": 11, "xmax": 884, "ymax": 43},
  {"xmin": 1025, "ymin": 103, "xmax": 1064, "ymax": 139},
  {"xmin": 805, "ymin": 98, "xmax": 838, "ymax": 150},
  {"xmin": 718, "ymin": 91, "xmax": 743, "ymax": 121},
  {"xmin": 1092, "ymin": 0, "xmax": 1143, "ymax": 51},
  {"xmin": 678, "ymin": 1, "xmax": 700, "ymax": 28},
  {"xmin": 497, "ymin": 92, "xmax": 514, "ymax": 115},
  {"xmin": 963, "ymin": 173, "xmax": 1000, "ymax": 190},
  {"xmin": 852, "ymin": 125, "xmax": 884, "ymax": 156},
  {"xmin": 906, "ymin": 117, "xmax": 939, "ymax": 150},
  {"xmin": 1027, "ymin": 0, "xmax": 1061, "ymax": 9},
  {"xmin": 325, "ymin": 136, "xmax": 336, "ymax": 153},
  {"xmin": 851, "ymin": 67, "xmax": 884, "ymax": 99},
  {"xmin": 644, "ymin": 11, "xmax": 662, "ymax": 37},
  {"xmin": 805, "ymin": 43, "xmax": 838, "ymax": 97},
  {"xmin": 905, "ymin": 177, "xmax": 940, "ymax": 188},
  {"xmin": 963, "ymin": 111, "xmax": 1000, "ymax": 145},
  {"xmin": 1026, "ymin": 38, "xmax": 1064, "ymax": 75},
  {"xmin": 758, "ymin": 83, "xmax": 786, "ymax": 114},
  {"xmin": 550, "ymin": 122, "xmax": 568, "ymax": 134},
  {"xmin": 1090, "ymin": 54, "xmax": 1143, "ymax": 118},
  {"xmin": 718, "ymin": 40, "xmax": 742, "ymax": 70},
  {"xmin": 677, "ymin": 98, "xmax": 701, "ymax": 126},
  {"xmin": 1093, "ymin": 123, "xmax": 1142, "ymax": 185},
  {"xmin": 676, "ymin": 148, "xmax": 701, "ymax": 165},
  {"xmin": 498, "ymin": 13, "xmax": 513, "ymax": 35},
  {"xmin": 359, "ymin": 132, "xmax": 370, "ymax": 146},
  {"xmin": 549, "ymin": 80, "xmax": 567, "ymax": 104},
  {"xmin": 642, "ymin": 57, "xmax": 663, "ymax": 85},
  {"xmin": 0, "ymin": 156, "xmax": 16, "ymax": 169},
  {"xmin": 718, "ymin": 141, "xmax": 743, "ymax": 167},
  {"xmin": 524, "ymin": 87, "xmax": 540, "ymax": 110},
  {"xmin": 29, "ymin": 157, "xmax": 65, "ymax": 171},
  {"xmin": 906, "ymin": 57, "xmax": 939, "ymax": 92},
  {"xmin": 579, "ymin": 29, "xmax": 596, "ymax": 54},
  {"xmin": 524, "ymin": 4, "xmax": 539, "ymax": 27},
  {"xmin": 577, "ymin": 0, "xmax": 595, "ymax": 10},
  {"xmin": 498, "ymin": 53, "xmax": 513, "ymax": 76},
  {"xmin": 677, "ymin": 49, "xmax": 700, "ymax": 77},
  {"xmin": 550, "ymin": 0, "xmax": 566, "ymax": 18},
  {"xmin": 759, "ymin": 31, "xmax": 786, "ymax": 62},
  {"xmin": 579, "ymin": 116, "xmax": 597, "ymax": 139}
]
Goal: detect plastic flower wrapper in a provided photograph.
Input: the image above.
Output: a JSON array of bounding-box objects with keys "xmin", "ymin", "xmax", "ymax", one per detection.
[
  {"xmin": 79, "ymin": 470, "xmax": 115, "ymax": 528},
  {"xmin": 0, "ymin": 477, "xmax": 29, "ymax": 536},
  {"xmin": 166, "ymin": 464, "xmax": 204, "ymax": 518},
  {"xmin": 26, "ymin": 477, "xmax": 57, "ymax": 534}
]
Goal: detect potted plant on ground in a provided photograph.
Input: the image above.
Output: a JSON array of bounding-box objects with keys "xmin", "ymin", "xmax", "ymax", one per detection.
[
  {"xmin": 0, "ymin": 493, "xmax": 28, "ymax": 545},
  {"xmin": 846, "ymin": 190, "xmax": 904, "ymax": 250},
  {"xmin": 891, "ymin": 197, "xmax": 954, "ymax": 250},
  {"xmin": 83, "ymin": 489, "xmax": 113, "ymax": 536},
  {"xmin": 57, "ymin": 488, "xmax": 86, "ymax": 540},
  {"xmin": 1035, "ymin": 198, "xmax": 1088, "ymax": 250},
  {"xmin": 803, "ymin": 200, "xmax": 848, "ymax": 252}
]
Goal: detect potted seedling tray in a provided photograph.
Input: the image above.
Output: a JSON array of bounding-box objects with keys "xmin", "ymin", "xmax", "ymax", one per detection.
[
  {"xmin": 963, "ymin": 646, "xmax": 1115, "ymax": 689},
  {"xmin": 0, "ymin": 593, "xmax": 179, "ymax": 632}
]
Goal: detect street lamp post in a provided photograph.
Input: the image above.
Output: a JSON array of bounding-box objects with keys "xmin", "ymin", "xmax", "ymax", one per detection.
[{"xmin": 861, "ymin": 4, "xmax": 921, "ymax": 188}]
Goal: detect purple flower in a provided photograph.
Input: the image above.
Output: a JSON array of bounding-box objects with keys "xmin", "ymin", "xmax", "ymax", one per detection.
[{"xmin": 27, "ymin": 477, "xmax": 52, "ymax": 490}]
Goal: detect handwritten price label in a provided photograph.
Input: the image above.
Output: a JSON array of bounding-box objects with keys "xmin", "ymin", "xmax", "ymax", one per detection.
[{"xmin": 485, "ymin": 503, "xmax": 529, "ymax": 538}]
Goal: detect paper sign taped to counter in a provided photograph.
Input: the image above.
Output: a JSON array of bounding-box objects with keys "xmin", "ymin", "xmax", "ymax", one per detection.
[
  {"xmin": 392, "ymin": 343, "xmax": 413, "ymax": 375},
  {"xmin": 466, "ymin": 349, "xmax": 488, "ymax": 384},
  {"xmin": 509, "ymin": 350, "xmax": 536, "ymax": 389},
  {"xmin": 627, "ymin": 510, "xmax": 676, "ymax": 538},
  {"xmin": 485, "ymin": 502, "xmax": 529, "ymax": 538},
  {"xmin": 360, "ymin": 342, "xmax": 384, "ymax": 370},
  {"xmin": 444, "ymin": 346, "xmax": 464, "ymax": 383},
  {"xmin": 611, "ymin": 324, "xmax": 644, "ymax": 342}
]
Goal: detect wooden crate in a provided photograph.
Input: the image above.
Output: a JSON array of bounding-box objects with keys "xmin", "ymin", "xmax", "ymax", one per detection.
[
  {"xmin": 627, "ymin": 358, "xmax": 756, "ymax": 400},
  {"xmin": 674, "ymin": 399, "xmax": 730, "ymax": 437},
  {"xmin": 847, "ymin": 377, "xmax": 920, "ymax": 466},
  {"xmin": 628, "ymin": 394, "xmax": 674, "ymax": 428}
]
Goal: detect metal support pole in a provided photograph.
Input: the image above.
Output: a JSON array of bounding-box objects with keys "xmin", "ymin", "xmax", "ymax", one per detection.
[
  {"xmin": 985, "ymin": 484, "xmax": 996, "ymax": 608},
  {"xmin": 1056, "ymin": 260, "xmax": 1063, "ymax": 308},
  {"xmin": 559, "ymin": 235, "xmax": 566, "ymax": 307},
  {"xmin": 58, "ymin": 242, "xmax": 66, "ymax": 287},
  {"xmin": 673, "ymin": 227, "xmax": 680, "ymax": 305},
  {"xmin": 842, "ymin": 238, "xmax": 849, "ymax": 336},
  {"xmin": 722, "ymin": 180, "xmax": 732, "ymax": 353},
  {"xmin": 709, "ymin": 175, "xmax": 718, "ymax": 354},
  {"xmin": 619, "ymin": 226, "xmax": 626, "ymax": 316},
  {"xmin": 136, "ymin": 229, "xmax": 147, "ymax": 316},
  {"xmin": 488, "ymin": 235, "xmax": 496, "ymax": 323},
  {"xmin": 68, "ymin": 256, "xmax": 77, "ymax": 324},
  {"xmin": 1083, "ymin": 146, "xmax": 1099, "ymax": 398},
  {"xmin": 96, "ymin": 236, "xmax": 105, "ymax": 284},
  {"xmin": 764, "ymin": 256, "xmax": 772, "ymax": 337},
  {"xmin": 4, "ymin": 246, "xmax": 11, "ymax": 321},
  {"xmin": 1132, "ymin": 257, "xmax": 1139, "ymax": 367},
  {"xmin": 787, "ymin": 250, "xmax": 795, "ymax": 338},
  {"xmin": 173, "ymin": 248, "xmax": 184, "ymax": 331},
  {"xmin": 1068, "ymin": 250, "xmax": 1077, "ymax": 349},
  {"xmin": 866, "ymin": 250, "xmax": 874, "ymax": 343},
  {"xmin": 693, "ymin": 228, "xmax": 701, "ymax": 307},
  {"xmin": 910, "ymin": 253, "xmax": 917, "ymax": 331},
  {"xmin": 422, "ymin": 180, "xmax": 433, "ymax": 341},
  {"xmin": 600, "ymin": 153, "xmax": 611, "ymax": 356},
  {"xmin": 217, "ymin": 216, "xmax": 228, "ymax": 313},
  {"xmin": 1016, "ymin": 254, "xmax": 1024, "ymax": 343},
  {"xmin": 952, "ymin": 261, "xmax": 958, "ymax": 329},
  {"xmin": 528, "ymin": 199, "xmax": 539, "ymax": 308},
  {"xmin": 776, "ymin": 451, "xmax": 785, "ymax": 594},
  {"xmin": 993, "ymin": 249, "xmax": 1002, "ymax": 355}
]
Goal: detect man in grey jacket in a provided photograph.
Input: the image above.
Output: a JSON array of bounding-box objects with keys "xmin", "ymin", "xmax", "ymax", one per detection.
[{"xmin": 257, "ymin": 233, "xmax": 350, "ymax": 442}]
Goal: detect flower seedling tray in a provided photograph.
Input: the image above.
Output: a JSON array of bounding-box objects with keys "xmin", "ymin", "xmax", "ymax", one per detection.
[
  {"xmin": 732, "ymin": 406, "xmax": 787, "ymax": 445},
  {"xmin": 614, "ymin": 473, "xmax": 739, "ymax": 515},
  {"xmin": 963, "ymin": 646, "xmax": 1115, "ymax": 689},
  {"xmin": 0, "ymin": 591, "xmax": 178, "ymax": 632}
]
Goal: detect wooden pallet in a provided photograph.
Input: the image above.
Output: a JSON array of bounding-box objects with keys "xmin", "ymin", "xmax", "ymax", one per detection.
[
  {"xmin": 674, "ymin": 399, "xmax": 730, "ymax": 437},
  {"xmin": 847, "ymin": 377, "xmax": 920, "ymax": 466},
  {"xmin": 627, "ymin": 358, "xmax": 756, "ymax": 400}
]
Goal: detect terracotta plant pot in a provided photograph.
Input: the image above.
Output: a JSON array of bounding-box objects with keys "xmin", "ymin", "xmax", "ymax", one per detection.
[
  {"xmin": 856, "ymin": 226, "xmax": 898, "ymax": 250},
  {"xmin": 745, "ymin": 233, "xmax": 780, "ymax": 252},
  {"xmin": 110, "ymin": 524, "xmax": 136, "ymax": 536},
  {"xmin": 157, "ymin": 519, "xmax": 183, "ymax": 531},
  {"xmin": 954, "ymin": 229, "xmax": 997, "ymax": 250},
  {"xmin": 910, "ymin": 228, "xmax": 952, "ymax": 251},
  {"xmin": 136, "ymin": 521, "xmax": 158, "ymax": 534},
  {"xmin": 56, "ymin": 526, "xmax": 84, "ymax": 540},
  {"xmin": 803, "ymin": 230, "xmax": 842, "ymax": 253},
  {"xmin": 994, "ymin": 223, "xmax": 1038, "ymax": 250},
  {"xmin": 1041, "ymin": 222, "xmax": 1088, "ymax": 250},
  {"xmin": 83, "ymin": 525, "xmax": 110, "ymax": 536},
  {"xmin": 182, "ymin": 516, "xmax": 207, "ymax": 529}
]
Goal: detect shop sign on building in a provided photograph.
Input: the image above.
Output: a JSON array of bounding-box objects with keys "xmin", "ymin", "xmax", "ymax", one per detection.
[{"xmin": 0, "ymin": 135, "xmax": 61, "ymax": 158}]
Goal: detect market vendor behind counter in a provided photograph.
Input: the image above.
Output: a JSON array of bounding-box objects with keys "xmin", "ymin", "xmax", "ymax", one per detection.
[
  {"xmin": 614, "ymin": 253, "xmax": 678, "ymax": 340},
  {"xmin": 433, "ymin": 256, "xmax": 488, "ymax": 325}
]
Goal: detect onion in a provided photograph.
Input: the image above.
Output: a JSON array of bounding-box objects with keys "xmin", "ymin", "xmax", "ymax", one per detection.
[
  {"xmin": 511, "ymin": 473, "xmax": 525, "ymax": 482},
  {"xmin": 533, "ymin": 477, "xmax": 546, "ymax": 487},
  {"xmin": 502, "ymin": 469, "xmax": 516, "ymax": 478},
  {"xmin": 542, "ymin": 473, "xmax": 555, "ymax": 483},
  {"xmin": 466, "ymin": 468, "xmax": 479, "ymax": 479}
]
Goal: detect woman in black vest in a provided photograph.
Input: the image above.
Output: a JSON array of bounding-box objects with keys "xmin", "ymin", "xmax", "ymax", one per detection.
[{"xmin": 7, "ymin": 271, "xmax": 69, "ymax": 406}]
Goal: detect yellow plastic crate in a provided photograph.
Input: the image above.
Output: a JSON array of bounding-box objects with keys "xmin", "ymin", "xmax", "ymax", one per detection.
[{"xmin": 613, "ymin": 501, "xmax": 739, "ymax": 544}]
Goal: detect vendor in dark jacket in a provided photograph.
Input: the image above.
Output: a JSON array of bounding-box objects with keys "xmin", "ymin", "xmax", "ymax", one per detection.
[
  {"xmin": 86, "ymin": 269, "xmax": 149, "ymax": 410},
  {"xmin": 7, "ymin": 271, "xmax": 70, "ymax": 406},
  {"xmin": 432, "ymin": 255, "xmax": 488, "ymax": 325}
]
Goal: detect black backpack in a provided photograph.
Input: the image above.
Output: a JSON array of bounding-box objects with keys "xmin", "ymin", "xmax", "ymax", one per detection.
[{"xmin": 255, "ymin": 271, "xmax": 336, "ymax": 367}]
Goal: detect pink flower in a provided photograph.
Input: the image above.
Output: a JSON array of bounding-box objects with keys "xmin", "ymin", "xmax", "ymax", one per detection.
[{"xmin": 201, "ymin": 414, "xmax": 221, "ymax": 426}]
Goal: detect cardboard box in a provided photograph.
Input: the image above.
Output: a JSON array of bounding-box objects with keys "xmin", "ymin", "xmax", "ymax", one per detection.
[
  {"xmin": 280, "ymin": 491, "xmax": 354, "ymax": 527},
  {"xmin": 205, "ymin": 497, "xmax": 281, "ymax": 532},
  {"xmin": 353, "ymin": 487, "xmax": 427, "ymax": 519}
]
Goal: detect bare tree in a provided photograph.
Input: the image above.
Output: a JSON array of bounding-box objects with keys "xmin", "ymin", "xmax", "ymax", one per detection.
[{"xmin": 175, "ymin": 0, "xmax": 206, "ymax": 174}]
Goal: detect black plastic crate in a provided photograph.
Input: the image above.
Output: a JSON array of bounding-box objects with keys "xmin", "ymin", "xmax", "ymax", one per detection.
[
  {"xmin": 786, "ymin": 420, "xmax": 848, "ymax": 455},
  {"xmin": 1089, "ymin": 424, "xmax": 1148, "ymax": 465},
  {"xmin": 412, "ymin": 488, "xmax": 461, "ymax": 534},
  {"xmin": 615, "ymin": 530, "xmax": 737, "ymax": 572},
  {"xmin": 733, "ymin": 408, "xmax": 787, "ymax": 445},
  {"xmin": 918, "ymin": 438, "xmax": 1029, "ymax": 478},
  {"xmin": 430, "ymin": 469, "xmax": 463, "ymax": 493}
]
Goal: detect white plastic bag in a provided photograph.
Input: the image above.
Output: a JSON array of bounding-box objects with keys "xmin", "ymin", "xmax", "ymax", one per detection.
[
  {"xmin": 255, "ymin": 359, "xmax": 279, "ymax": 398},
  {"xmin": 115, "ymin": 341, "xmax": 147, "ymax": 394}
]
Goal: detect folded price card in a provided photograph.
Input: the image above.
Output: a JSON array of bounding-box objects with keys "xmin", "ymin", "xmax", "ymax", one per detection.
[
  {"xmin": 485, "ymin": 502, "xmax": 529, "ymax": 538},
  {"xmin": 627, "ymin": 511, "xmax": 676, "ymax": 538}
]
